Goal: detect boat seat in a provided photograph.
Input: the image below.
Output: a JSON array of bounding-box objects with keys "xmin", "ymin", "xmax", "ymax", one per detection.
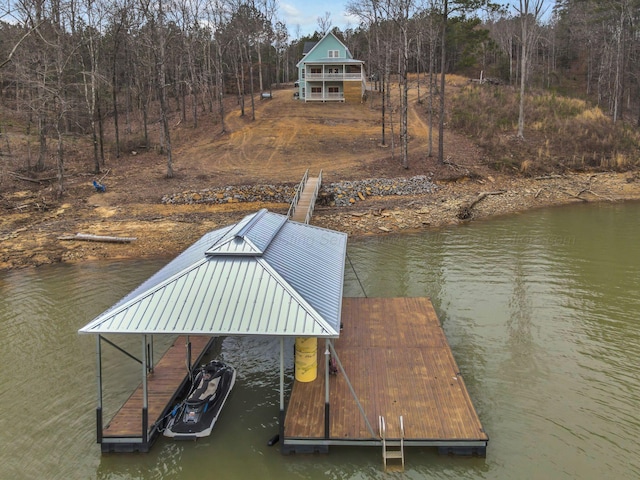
[{"xmin": 188, "ymin": 376, "xmax": 221, "ymax": 404}]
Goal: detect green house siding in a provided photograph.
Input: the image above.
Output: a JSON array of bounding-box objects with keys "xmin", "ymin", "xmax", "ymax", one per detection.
[
  {"xmin": 304, "ymin": 34, "xmax": 352, "ymax": 62},
  {"xmin": 296, "ymin": 32, "xmax": 365, "ymax": 103}
]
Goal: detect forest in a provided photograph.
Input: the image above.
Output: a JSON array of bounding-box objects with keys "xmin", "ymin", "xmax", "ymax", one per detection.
[{"xmin": 0, "ymin": 0, "xmax": 639, "ymax": 195}]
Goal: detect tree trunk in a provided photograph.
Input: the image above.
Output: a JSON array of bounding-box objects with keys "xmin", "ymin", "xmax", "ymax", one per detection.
[
  {"xmin": 97, "ymin": 100, "xmax": 105, "ymax": 167},
  {"xmin": 216, "ymin": 42, "xmax": 226, "ymax": 134},
  {"xmin": 56, "ymin": 127, "xmax": 64, "ymax": 198},
  {"xmin": 428, "ymin": 23, "xmax": 435, "ymax": 158},
  {"xmin": 247, "ymin": 45, "xmax": 256, "ymax": 121},
  {"xmin": 401, "ymin": 26, "xmax": 409, "ymax": 169},
  {"xmin": 157, "ymin": 0, "xmax": 173, "ymax": 178},
  {"xmin": 517, "ymin": 12, "xmax": 527, "ymax": 138},
  {"xmin": 111, "ymin": 20, "xmax": 122, "ymax": 159},
  {"xmin": 37, "ymin": 113, "xmax": 46, "ymax": 172},
  {"xmin": 438, "ymin": 0, "xmax": 448, "ymax": 164},
  {"xmin": 257, "ymin": 44, "xmax": 264, "ymax": 91}
]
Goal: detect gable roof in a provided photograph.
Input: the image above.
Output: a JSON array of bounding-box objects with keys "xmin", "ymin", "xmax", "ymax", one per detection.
[
  {"xmin": 78, "ymin": 209, "xmax": 348, "ymax": 338},
  {"xmin": 296, "ymin": 31, "xmax": 363, "ymax": 67}
]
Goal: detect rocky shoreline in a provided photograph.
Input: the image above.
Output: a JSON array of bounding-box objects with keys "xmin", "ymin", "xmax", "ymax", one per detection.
[
  {"xmin": 161, "ymin": 175, "xmax": 438, "ymax": 207},
  {"xmin": 1, "ymin": 171, "xmax": 639, "ymax": 271}
]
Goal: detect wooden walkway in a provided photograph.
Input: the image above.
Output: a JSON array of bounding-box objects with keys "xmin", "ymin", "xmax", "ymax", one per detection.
[
  {"xmin": 283, "ymin": 297, "xmax": 488, "ymax": 454},
  {"xmin": 101, "ymin": 335, "xmax": 213, "ymax": 452},
  {"xmin": 289, "ymin": 172, "xmax": 321, "ymax": 224}
]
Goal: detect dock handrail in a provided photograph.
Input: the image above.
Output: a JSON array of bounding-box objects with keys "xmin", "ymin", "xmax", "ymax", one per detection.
[
  {"xmin": 303, "ymin": 169, "xmax": 322, "ymax": 225},
  {"xmin": 287, "ymin": 169, "xmax": 309, "ymax": 219}
]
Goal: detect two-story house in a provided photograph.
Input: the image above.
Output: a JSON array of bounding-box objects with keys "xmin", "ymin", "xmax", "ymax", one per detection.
[{"xmin": 295, "ymin": 32, "xmax": 366, "ymax": 103}]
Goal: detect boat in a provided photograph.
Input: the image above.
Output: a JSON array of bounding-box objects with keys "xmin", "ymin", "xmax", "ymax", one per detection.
[{"xmin": 164, "ymin": 359, "xmax": 236, "ymax": 439}]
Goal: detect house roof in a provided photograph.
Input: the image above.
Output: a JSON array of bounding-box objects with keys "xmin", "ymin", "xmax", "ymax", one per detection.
[
  {"xmin": 296, "ymin": 31, "xmax": 361, "ymax": 67},
  {"xmin": 303, "ymin": 41, "xmax": 317, "ymax": 55},
  {"xmin": 302, "ymin": 58, "xmax": 364, "ymax": 65},
  {"xmin": 78, "ymin": 209, "xmax": 348, "ymax": 337}
]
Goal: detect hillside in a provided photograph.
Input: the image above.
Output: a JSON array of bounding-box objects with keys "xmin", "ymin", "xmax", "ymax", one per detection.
[{"xmin": 1, "ymin": 82, "xmax": 639, "ymax": 270}]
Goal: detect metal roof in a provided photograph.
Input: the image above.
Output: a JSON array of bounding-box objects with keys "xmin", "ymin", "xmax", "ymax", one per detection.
[
  {"xmin": 79, "ymin": 209, "xmax": 347, "ymax": 337},
  {"xmin": 302, "ymin": 58, "xmax": 364, "ymax": 65},
  {"xmin": 303, "ymin": 41, "xmax": 317, "ymax": 55}
]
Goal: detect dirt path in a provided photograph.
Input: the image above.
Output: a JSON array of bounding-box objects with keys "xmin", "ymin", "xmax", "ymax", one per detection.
[{"xmin": 2, "ymin": 84, "xmax": 640, "ymax": 271}]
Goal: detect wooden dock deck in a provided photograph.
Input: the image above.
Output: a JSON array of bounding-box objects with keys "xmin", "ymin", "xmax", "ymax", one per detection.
[
  {"xmin": 101, "ymin": 335, "xmax": 213, "ymax": 452},
  {"xmin": 283, "ymin": 297, "xmax": 488, "ymax": 454}
]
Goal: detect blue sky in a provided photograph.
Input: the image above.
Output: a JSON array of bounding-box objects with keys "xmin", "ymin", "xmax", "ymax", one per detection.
[
  {"xmin": 278, "ymin": 0, "xmax": 360, "ymax": 38},
  {"xmin": 278, "ymin": 1, "xmax": 556, "ymax": 39}
]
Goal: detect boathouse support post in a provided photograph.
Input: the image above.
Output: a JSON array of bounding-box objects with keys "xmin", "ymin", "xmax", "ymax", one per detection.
[
  {"xmin": 142, "ymin": 335, "xmax": 148, "ymax": 444},
  {"xmin": 96, "ymin": 335, "xmax": 103, "ymax": 444},
  {"xmin": 279, "ymin": 337, "xmax": 285, "ymax": 442},
  {"xmin": 324, "ymin": 339, "xmax": 330, "ymax": 439},
  {"xmin": 186, "ymin": 335, "xmax": 192, "ymax": 374},
  {"xmin": 148, "ymin": 335, "xmax": 154, "ymax": 373}
]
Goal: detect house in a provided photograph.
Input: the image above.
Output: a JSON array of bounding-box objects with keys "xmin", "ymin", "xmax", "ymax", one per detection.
[{"xmin": 295, "ymin": 32, "xmax": 366, "ymax": 103}]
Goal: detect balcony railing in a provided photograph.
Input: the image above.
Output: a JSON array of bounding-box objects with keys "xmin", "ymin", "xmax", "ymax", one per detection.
[
  {"xmin": 306, "ymin": 92, "xmax": 344, "ymax": 101},
  {"xmin": 305, "ymin": 73, "xmax": 363, "ymax": 81}
]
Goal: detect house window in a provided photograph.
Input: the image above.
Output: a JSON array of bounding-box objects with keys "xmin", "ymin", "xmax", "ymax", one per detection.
[
  {"xmin": 328, "ymin": 87, "xmax": 339, "ymax": 93},
  {"xmin": 310, "ymin": 67, "xmax": 322, "ymax": 74},
  {"xmin": 328, "ymin": 50, "xmax": 340, "ymax": 58},
  {"xmin": 311, "ymin": 87, "xmax": 322, "ymax": 93}
]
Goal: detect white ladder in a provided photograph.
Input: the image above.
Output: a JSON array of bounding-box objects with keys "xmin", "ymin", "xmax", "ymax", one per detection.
[{"xmin": 379, "ymin": 415, "xmax": 405, "ymax": 472}]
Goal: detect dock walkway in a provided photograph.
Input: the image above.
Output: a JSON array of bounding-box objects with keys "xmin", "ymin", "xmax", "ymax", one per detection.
[
  {"xmin": 101, "ymin": 335, "xmax": 213, "ymax": 452},
  {"xmin": 288, "ymin": 170, "xmax": 321, "ymax": 224}
]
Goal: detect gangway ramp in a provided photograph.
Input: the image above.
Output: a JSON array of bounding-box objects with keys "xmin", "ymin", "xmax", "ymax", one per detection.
[{"xmin": 288, "ymin": 169, "xmax": 322, "ymax": 224}]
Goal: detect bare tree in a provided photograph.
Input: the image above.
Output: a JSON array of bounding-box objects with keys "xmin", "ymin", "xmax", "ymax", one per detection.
[
  {"xmin": 140, "ymin": 0, "xmax": 174, "ymax": 177},
  {"xmin": 0, "ymin": 21, "xmax": 43, "ymax": 69},
  {"xmin": 317, "ymin": 11, "xmax": 332, "ymax": 35},
  {"xmin": 515, "ymin": 0, "xmax": 545, "ymax": 139},
  {"xmin": 347, "ymin": 0, "xmax": 392, "ymax": 147}
]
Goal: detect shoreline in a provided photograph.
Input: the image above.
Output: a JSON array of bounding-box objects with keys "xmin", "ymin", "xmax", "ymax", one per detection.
[{"xmin": 1, "ymin": 171, "xmax": 639, "ymax": 272}]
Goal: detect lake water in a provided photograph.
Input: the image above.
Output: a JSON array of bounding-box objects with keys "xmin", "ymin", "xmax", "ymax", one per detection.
[{"xmin": 1, "ymin": 202, "xmax": 639, "ymax": 479}]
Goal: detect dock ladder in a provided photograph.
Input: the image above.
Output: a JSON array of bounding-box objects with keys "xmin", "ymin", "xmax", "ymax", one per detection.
[{"xmin": 379, "ymin": 415, "xmax": 405, "ymax": 472}]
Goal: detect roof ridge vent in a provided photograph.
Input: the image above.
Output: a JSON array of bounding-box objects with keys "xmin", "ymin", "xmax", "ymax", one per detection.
[{"xmin": 235, "ymin": 208, "xmax": 268, "ymax": 238}]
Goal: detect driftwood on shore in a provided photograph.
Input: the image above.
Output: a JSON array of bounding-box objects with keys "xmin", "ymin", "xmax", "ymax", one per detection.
[
  {"xmin": 58, "ymin": 233, "xmax": 137, "ymax": 243},
  {"xmin": 457, "ymin": 190, "xmax": 506, "ymax": 220}
]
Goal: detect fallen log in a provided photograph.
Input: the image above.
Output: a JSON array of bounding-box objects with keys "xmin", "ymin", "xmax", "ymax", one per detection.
[
  {"xmin": 58, "ymin": 233, "xmax": 137, "ymax": 243},
  {"xmin": 9, "ymin": 171, "xmax": 56, "ymax": 184},
  {"xmin": 457, "ymin": 190, "xmax": 506, "ymax": 220}
]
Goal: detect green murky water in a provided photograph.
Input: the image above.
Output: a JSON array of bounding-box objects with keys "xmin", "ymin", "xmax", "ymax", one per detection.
[{"xmin": 1, "ymin": 202, "xmax": 639, "ymax": 479}]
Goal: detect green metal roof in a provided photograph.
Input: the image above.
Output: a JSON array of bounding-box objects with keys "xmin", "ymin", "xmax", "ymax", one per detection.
[{"xmin": 79, "ymin": 210, "xmax": 347, "ymax": 337}]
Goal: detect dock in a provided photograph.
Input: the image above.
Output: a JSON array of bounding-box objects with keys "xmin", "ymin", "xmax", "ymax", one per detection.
[
  {"xmin": 81, "ymin": 191, "xmax": 488, "ymax": 465},
  {"xmin": 283, "ymin": 297, "xmax": 488, "ymax": 455},
  {"xmin": 100, "ymin": 335, "xmax": 213, "ymax": 452}
]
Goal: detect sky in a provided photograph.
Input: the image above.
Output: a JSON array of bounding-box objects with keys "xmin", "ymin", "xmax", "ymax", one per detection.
[
  {"xmin": 278, "ymin": 0, "xmax": 360, "ymax": 38},
  {"xmin": 278, "ymin": 0, "xmax": 556, "ymax": 39}
]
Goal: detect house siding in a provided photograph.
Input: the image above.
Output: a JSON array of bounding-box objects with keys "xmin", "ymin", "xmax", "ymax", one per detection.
[{"xmin": 296, "ymin": 32, "xmax": 366, "ymax": 103}]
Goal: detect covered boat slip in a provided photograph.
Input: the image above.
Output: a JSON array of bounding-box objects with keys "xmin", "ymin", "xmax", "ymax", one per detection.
[
  {"xmin": 284, "ymin": 297, "xmax": 488, "ymax": 454},
  {"xmin": 79, "ymin": 209, "xmax": 348, "ymax": 453},
  {"xmin": 99, "ymin": 335, "xmax": 213, "ymax": 452}
]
